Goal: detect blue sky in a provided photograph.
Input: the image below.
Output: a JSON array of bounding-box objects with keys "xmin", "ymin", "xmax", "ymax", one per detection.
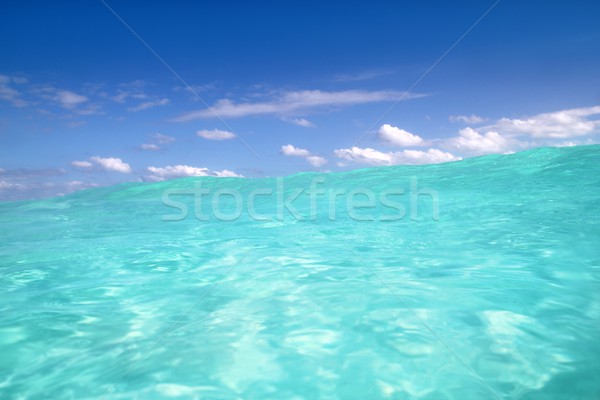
[{"xmin": 1, "ymin": 0, "xmax": 599, "ymax": 200}]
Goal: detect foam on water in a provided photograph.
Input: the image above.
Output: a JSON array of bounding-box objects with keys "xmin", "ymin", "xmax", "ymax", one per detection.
[{"xmin": 1, "ymin": 145, "xmax": 599, "ymax": 399}]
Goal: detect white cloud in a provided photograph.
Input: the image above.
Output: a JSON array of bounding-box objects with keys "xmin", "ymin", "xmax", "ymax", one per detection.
[
  {"xmin": 281, "ymin": 144, "xmax": 327, "ymax": 167},
  {"xmin": 67, "ymin": 121, "xmax": 86, "ymax": 128},
  {"xmin": 139, "ymin": 133, "xmax": 175, "ymax": 151},
  {"xmin": 306, "ymin": 155, "xmax": 328, "ymax": 167},
  {"xmin": 397, "ymin": 149, "xmax": 461, "ymax": 164},
  {"xmin": 281, "ymin": 144, "xmax": 311, "ymax": 157},
  {"xmin": 0, "ymin": 74, "xmax": 28, "ymax": 107},
  {"xmin": 438, "ymin": 105, "xmax": 600, "ymax": 156},
  {"xmin": 0, "ymin": 177, "xmax": 99, "ymax": 201},
  {"xmin": 113, "ymin": 91, "xmax": 148, "ymax": 103},
  {"xmin": 287, "ymin": 118, "xmax": 315, "ymax": 128},
  {"xmin": 334, "ymin": 146, "xmax": 460, "ymax": 166},
  {"xmin": 173, "ymin": 83, "xmax": 217, "ymax": 95},
  {"xmin": 490, "ymin": 106, "xmax": 600, "ymax": 138},
  {"xmin": 173, "ymin": 89, "xmax": 424, "ymax": 121},
  {"xmin": 146, "ymin": 165, "xmax": 241, "ymax": 181},
  {"xmin": 447, "ymin": 127, "xmax": 515, "ymax": 155},
  {"xmin": 333, "ymin": 70, "xmax": 394, "ymax": 82},
  {"xmin": 0, "ymin": 167, "xmax": 97, "ymax": 200},
  {"xmin": 71, "ymin": 160, "xmax": 93, "ymax": 168},
  {"xmin": 153, "ymin": 133, "xmax": 175, "ymax": 144},
  {"xmin": 55, "ymin": 90, "xmax": 88, "ymax": 109},
  {"xmin": 111, "ymin": 80, "xmax": 151, "ymax": 103},
  {"xmin": 141, "ymin": 143, "xmax": 160, "ymax": 151},
  {"xmin": 65, "ymin": 180, "xmax": 99, "ymax": 191},
  {"xmin": 0, "ymin": 168, "xmax": 66, "ymax": 178},
  {"xmin": 0, "ymin": 180, "xmax": 27, "ymax": 190},
  {"xmin": 0, "ymin": 85, "xmax": 25, "ymax": 106},
  {"xmin": 30, "ymin": 85, "xmax": 98, "ymax": 113},
  {"xmin": 88, "ymin": 156, "xmax": 132, "ymax": 173},
  {"xmin": 334, "ymin": 147, "xmax": 392, "ymax": 165},
  {"xmin": 197, "ymin": 129, "xmax": 236, "ymax": 140},
  {"xmin": 552, "ymin": 138, "xmax": 598, "ymax": 147},
  {"xmin": 378, "ymin": 124, "xmax": 425, "ymax": 147},
  {"xmin": 449, "ymin": 114, "xmax": 487, "ymax": 124},
  {"xmin": 128, "ymin": 98, "xmax": 170, "ymax": 112},
  {"xmin": 76, "ymin": 104, "xmax": 102, "ymax": 116},
  {"xmin": 71, "ymin": 156, "xmax": 131, "ymax": 174},
  {"xmin": 112, "ymin": 91, "xmax": 130, "ymax": 103}
]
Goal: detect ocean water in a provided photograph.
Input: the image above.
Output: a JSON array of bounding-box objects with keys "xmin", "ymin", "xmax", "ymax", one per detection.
[{"xmin": 1, "ymin": 145, "xmax": 599, "ymax": 399}]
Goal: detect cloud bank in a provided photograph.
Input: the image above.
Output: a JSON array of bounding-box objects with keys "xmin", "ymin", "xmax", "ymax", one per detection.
[
  {"xmin": 145, "ymin": 165, "xmax": 241, "ymax": 181},
  {"xmin": 490, "ymin": 106, "xmax": 600, "ymax": 138},
  {"xmin": 341, "ymin": 105, "xmax": 600, "ymax": 167},
  {"xmin": 334, "ymin": 146, "xmax": 460, "ymax": 166}
]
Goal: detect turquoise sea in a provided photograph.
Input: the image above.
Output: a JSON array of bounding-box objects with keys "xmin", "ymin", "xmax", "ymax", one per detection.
[{"xmin": 1, "ymin": 145, "xmax": 599, "ymax": 399}]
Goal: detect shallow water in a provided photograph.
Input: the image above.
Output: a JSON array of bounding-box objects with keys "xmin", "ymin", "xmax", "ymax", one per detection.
[{"xmin": 1, "ymin": 145, "xmax": 599, "ymax": 399}]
